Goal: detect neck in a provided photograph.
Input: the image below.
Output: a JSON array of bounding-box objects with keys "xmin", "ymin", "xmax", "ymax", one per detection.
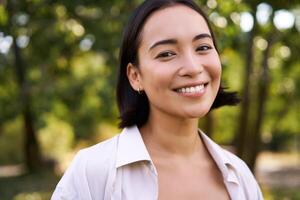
[{"xmin": 139, "ymin": 109, "xmax": 204, "ymax": 157}]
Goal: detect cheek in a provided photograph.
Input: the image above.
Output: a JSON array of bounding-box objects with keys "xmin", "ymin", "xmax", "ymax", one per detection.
[
  {"xmin": 206, "ymin": 54, "xmax": 222, "ymax": 80},
  {"xmin": 140, "ymin": 62, "xmax": 174, "ymax": 89},
  {"xmin": 214, "ymin": 62, "xmax": 222, "ymax": 81},
  {"xmin": 141, "ymin": 69, "xmax": 172, "ymax": 108}
]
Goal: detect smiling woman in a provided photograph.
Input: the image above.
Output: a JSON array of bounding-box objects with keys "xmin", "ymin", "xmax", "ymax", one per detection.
[{"xmin": 51, "ymin": 1, "xmax": 263, "ymax": 200}]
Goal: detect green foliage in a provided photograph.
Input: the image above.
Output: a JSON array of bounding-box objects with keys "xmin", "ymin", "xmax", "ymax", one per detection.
[
  {"xmin": 0, "ymin": 0, "xmax": 299, "ymax": 172},
  {"xmin": 0, "ymin": 170, "xmax": 59, "ymax": 200},
  {"xmin": 0, "ymin": 5, "xmax": 8, "ymax": 25},
  {"xmin": 38, "ymin": 114, "xmax": 74, "ymax": 161},
  {"xmin": 0, "ymin": 117, "xmax": 24, "ymax": 164},
  {"xmin": 213, "ymin": 106, "xmax": 240, "ymax": 144},
  {"xmin": 0, "ymin": 0, "xmax": 299, "ymax": 198},
  {"xmin": 263, "ymin": 187, "xmax": 300, "ymax": 200},
  {"xmin": 220, "ymin": 48, "xmax": 244, "ymax": 90}
]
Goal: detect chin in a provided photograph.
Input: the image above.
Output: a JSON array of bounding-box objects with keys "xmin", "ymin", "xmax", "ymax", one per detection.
[
  {"xmin": 184, "ymin": 109, "xmax": 210, "ymax": 119},
  {"xmin": 185, "ymin": 102, "xmax": 213, "ymax": 118}
]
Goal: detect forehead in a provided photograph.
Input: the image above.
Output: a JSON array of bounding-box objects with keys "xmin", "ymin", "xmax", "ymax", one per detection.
[{"xmin": 140, "ymin": 5, "xmax": 211, "ymax": 46}]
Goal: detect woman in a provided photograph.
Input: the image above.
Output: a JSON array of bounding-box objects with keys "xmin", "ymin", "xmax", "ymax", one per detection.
[{"xmin": 52, "ymin": 0, "xmax": 264, "ymax": 199}]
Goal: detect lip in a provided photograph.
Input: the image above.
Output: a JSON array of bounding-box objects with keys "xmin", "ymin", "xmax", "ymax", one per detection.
[
  {"xmin": 172, "ymin": 81, "xmax": 209, "ymax": 91},
  {"xmin": 172, "ymin": 81, "xmax": 209, "ymax": 98}
]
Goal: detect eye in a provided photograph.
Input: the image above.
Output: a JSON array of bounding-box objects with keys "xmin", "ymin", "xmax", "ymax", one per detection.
[
  {"xmin": 196, "ymin": 45, "xmax": 213, "ymax": 52},
  {"xmin": 155, "ymin": 51, "xmax": 176, "ymax": 59}
]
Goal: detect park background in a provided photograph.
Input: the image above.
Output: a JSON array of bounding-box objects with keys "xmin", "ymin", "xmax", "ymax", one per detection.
[{"xmin": 0, "ymin": 0, "xmax": 300, "ymax": 199}]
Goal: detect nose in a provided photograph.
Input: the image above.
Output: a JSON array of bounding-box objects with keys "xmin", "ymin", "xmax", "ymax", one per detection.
[{"xmin": 178, "ymin": 52, "xmax": 203, "ymax": 77}]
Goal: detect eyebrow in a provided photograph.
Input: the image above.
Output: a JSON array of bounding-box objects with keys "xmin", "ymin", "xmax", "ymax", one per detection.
[{"xmin": 149, "ymin": 33, "xmax": 212, "ymax": 51}]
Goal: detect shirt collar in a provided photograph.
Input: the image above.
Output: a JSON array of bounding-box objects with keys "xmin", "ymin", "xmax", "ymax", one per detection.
[
  {"xmin": 199, "ymin": 130, "xmax": 239, "ymax": 184},
  {"xmin": 115, "ymin": 125, "xmax": 239, "ymax": 184},
  {"xmin": 115, "ymin": 126, "xmax": 152, "ymax": 168}
]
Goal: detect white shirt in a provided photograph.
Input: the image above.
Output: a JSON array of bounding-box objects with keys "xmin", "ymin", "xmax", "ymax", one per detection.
[{"xmin": 51, "ymin": 125, "xmax": 264, "ymax": 200}]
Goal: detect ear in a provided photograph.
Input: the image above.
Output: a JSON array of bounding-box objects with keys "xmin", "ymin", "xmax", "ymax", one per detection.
[{"xmin": 127, "ymin": 63, "xmax": 143, "ymax": 92}]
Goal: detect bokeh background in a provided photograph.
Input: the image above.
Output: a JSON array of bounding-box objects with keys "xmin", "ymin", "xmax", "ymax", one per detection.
[{"xmin": 0, "ymin": 0, "xmax": 300, "ymax": 199}]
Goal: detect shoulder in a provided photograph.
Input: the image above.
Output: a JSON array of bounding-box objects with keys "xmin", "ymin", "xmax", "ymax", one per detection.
[
  {"xmin": 79, "ymin": 134, "xmax": 119, "ymax": 165},
  {"xmin": 69, "ymin": 134, "xmax": 120, "ymax": 178},
  {"xmin": 221, "ymin": 149, "xmax": 264, "ymax": 199},
  {"xmin": 222, "ymin": 149, "xmax": 249, "ymax": 171},
  {"xmin": 52, "ymin": 134, "xmax": 120, "ymax": 200},
  {"xmin": 222, "ymin": 149, "xmax": 254, "ymax": 180},
  {"xmin": 200, "ymin": 131, "xmax": 261, "ymax": 188}
]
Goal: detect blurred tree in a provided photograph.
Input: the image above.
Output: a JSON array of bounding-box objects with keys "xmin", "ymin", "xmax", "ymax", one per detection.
[
  {"xmin": 0, "ymin": 0, "xmax": 140, "ymax": 171},
  {"xmin": 0, "ymin": 0, "xmax": 299, "ymax": 175},
  {"xmin": 5, "ymin": 0, "xmax": 42, "ymax": 171},
  {"xmin": 233, "ymin": 0, "xmax": 300, "ymax": 171}
]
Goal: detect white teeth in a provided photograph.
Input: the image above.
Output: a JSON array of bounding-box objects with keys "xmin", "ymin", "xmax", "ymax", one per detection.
[{"xmin": 176, "ymin": 84, "xmax": 205, "ymax": 93}]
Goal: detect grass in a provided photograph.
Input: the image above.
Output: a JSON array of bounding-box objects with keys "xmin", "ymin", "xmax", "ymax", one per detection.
[
  {"xmin": 263, "ymin": 187, "xmax": 300, "ymax": 200},
  {"xmin": 0, "ymin": 170, "xmax": 59, "ymax": 200}
]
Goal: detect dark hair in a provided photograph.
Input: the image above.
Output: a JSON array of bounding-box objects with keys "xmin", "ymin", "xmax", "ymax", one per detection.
[{"xmin": 116, "ymin": 0, "xmax": 240, "ymax": 128}]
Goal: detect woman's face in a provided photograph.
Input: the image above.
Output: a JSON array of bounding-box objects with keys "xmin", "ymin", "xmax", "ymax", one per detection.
[{"xmin": 130, "ymin": 5, "xmax": 221, "ymax": 119}]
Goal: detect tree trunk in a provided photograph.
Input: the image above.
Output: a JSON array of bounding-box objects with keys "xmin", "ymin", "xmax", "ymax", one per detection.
[
  {"xmin": 247, "ymin": 33, "xmax": 275, "ymax": 172},
  {"xmin": 234, "ymin": 15, "xmax": 257, "ymax": 158},
  {"xmin": 11, "ymin": 37, "xmax": 42, "ymax": 172},
  {"xmin": 0, "ymin": 123, "xmax": 2, "ymax": 136},
  {"xmin": 7, "ymin": 0, "xmax": 42, "ymax": 172}
]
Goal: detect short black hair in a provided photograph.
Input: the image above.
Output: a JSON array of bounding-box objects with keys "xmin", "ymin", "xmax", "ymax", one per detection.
[{"xmin": 116, "ymin": 0, "xmax": 240, "ymax": 128}]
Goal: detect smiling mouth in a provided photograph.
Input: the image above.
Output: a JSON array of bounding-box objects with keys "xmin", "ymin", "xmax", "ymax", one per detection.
[{"xmin": 174, "ymin": 83, "xmax": 208, "ymax": 94}]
